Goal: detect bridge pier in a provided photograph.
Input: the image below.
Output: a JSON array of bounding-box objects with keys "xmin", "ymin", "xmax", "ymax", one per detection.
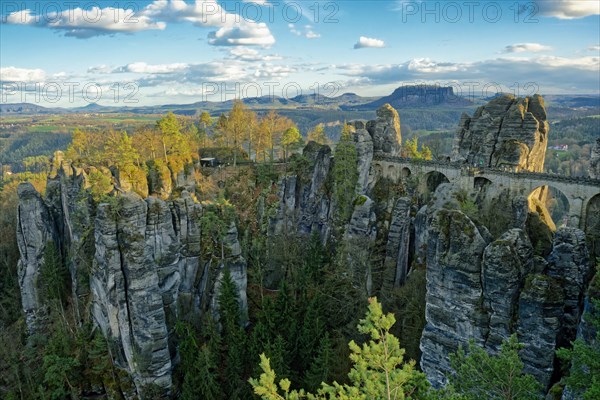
[{"xmin": 568, "ymin": 197, "xmax": 584, "ymax": 229}]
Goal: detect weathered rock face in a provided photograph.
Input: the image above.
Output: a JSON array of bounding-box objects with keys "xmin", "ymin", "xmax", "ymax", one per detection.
[
  {"xmin": 91, "ymin": 193, "xmax": 172, "ymax": 392},
  {"xmin": 382, "ymin": 198, "xmax": 412, "ymax": 290},
  {"xmin": 452, "ymin": 94, "xmax": 549, "ymax": 172},
  {"xmin": 16, "ymin": 156, "xmax": 248, "ymax": 398},
  {"xmin": 562, "ymin": 275, "xmax": 598, "ymax": 400},
  {"xmin": 419, "ymin": 182, "xmax": 594, "ymax": 391},
  {"xmin": 343, "ymin": 196, "xmax": 378, "ymax": 293},
  {"xmin": 350, "ymin": 122, "xmax": 374, "ymax": 195},
  {"xmin": 45, "ymin": 156, "xmax": 94, "ymax": 320},
  {"xmin": 211, "ymin": 222, "xmax": 249, "ymax": 325},
  {"xmin": 546, "ymin": 228, "xmax": 592, "ymax": 347},
  {"xmin": 270, "ymin": 142, "xmax": 334, "ymax": 240},
  {"xmin": 590, "ymin": 137, "xmax": 600, "ymax": 179},
  {"xmin": 420, "ymin": 209, "xmax": 490, "ymax": 387},
  {"xmin": 16, "ymin": 183, "xmax": 57, "ymax": 331},
  {"xmin": 517, "ymin": 274, "xmax": 564, "ymax": 389},
  {"xmin": 171, "ymin": 191, "xmax": 203, "ymax": 314},
  {"xmin": 483, "ymin": 229, "xmax": 533, "ymax": 351},
  {"xmin": 367, "ymin": 104, "xmax": 402, "ymax": 156}
]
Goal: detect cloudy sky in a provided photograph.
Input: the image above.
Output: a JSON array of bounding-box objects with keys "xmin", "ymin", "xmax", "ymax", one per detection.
[{"xmin": 1, "ymin": 0, "xmax": 599, "ymax": 106}]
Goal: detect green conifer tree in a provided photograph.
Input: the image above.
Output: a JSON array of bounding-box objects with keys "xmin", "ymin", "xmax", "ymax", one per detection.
[
  {"xmin": 218, "ymin": 269, "xmax": 248, "ymax": 399},
  {"xmin": 448, "ymin": 335, "xmax": 542, "ymax": 400},
  {"xmin": 332, "ymin": 124, "xmax": 359, "ymax": 222},
  {"xmin": 304, "ymin": 333, "xmax": 335, "ymax": 392},
  {"xmin": 249, "ymin": 297, "xmax": 427, "ymax": 400}
]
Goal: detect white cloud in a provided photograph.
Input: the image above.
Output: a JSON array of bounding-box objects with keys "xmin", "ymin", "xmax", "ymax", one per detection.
[
  {"xmin": 0, "ymin": 66, "xmax": 46, "ymax": 82},
  {"xmin": 115, "ymin": 62, "xmax": 189, "ymax": 74},
  {"xmin": 354, "ymin": 36, "xmax": 385, "ymax": 49},
  {"xmin": 289, "ymin": 24, "xmax": 301, "ymax": 36},
  {"xmin": 208, "ymin": 22, "xmax": 275, "ymax": 46},
  {"xmin": 252, "ymin": 64, "xmax": 296, "ymax": 79},
  {"xmin": 3, "ymin": 6, "xmax": 165, "ymax": 38},
  {"xmin": 288, "ymin": 23, "xmax": 320, "ymax": 39},
  {"xmin": 87, "ymin": 65, "xmax": 114, "ymax": 74},
  {"xmin": 1, "ymin": 0, "xmax": 276, "ymax": 45},
  {"xmin": 536, "ymin": 0, "xmax": 600, "ymax": 19},
  {"xmin": 242, "ymin": 0, "xmax": 270, "ymax": 5},
  {"xmin": 334, "ymin": 55, "xmax": 600, "ymax": 93},
  {"xmin": 588, "ymin": 45, "xmax": 600, "ymax": 52},
  {"xmin": 227, "ymin": 47, "xmax": 282, "ymax": 61},
  {"xmin": 113, "ymin": 60, "xmax": 252, "ymax": 88},
  {"xmin": 502, "ymin": 43, "xmax": 553, "ymax": 53}
]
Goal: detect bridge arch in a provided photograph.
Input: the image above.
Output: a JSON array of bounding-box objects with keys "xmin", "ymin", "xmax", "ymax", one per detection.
[
  {"xmin": 425, "ymin": 170, "xmax": 450, "ymax": 193},
  {"xmin": 401, "ymin": 167, "xmax": 412, "ymax": 178},
  {"xmin": 474, "ymin": 176, "xmax": 493, "ymax": 191},
  {"xmin": 528, "ymin": 185, "xmax": 570, "ymax": 231}
]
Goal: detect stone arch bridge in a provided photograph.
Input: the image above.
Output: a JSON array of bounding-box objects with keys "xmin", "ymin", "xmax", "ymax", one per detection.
[{"xmin": 373, "ymin": 153, "xmax": 600, "ymax": 230}]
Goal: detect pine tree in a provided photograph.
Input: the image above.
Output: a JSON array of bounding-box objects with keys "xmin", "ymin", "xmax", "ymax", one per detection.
[
  {"xmin": 297, "ymin": 295, "xmax": 326, "ymax": 370},
  {"xmin": 448, "ymin": 335, "xmax": 542, "ymax": 400},
  {"xmin": 304, "ymin": 333, "xmax": 335, "ymax": 392},
  {"xmin": 39, "ymin": 242, "xmax": 68, "ymax": 304},
  {"xmin": 267, "ymin": 335, "xmax": 291, "ymax": 383},
  {"xmin": 249, "ymin": 297, "xmax": 428, "ymax": 400},
  {"xmin": 43, "ymin": 318, "xmax": 81, "ymax": 399},
  {"xmin": 198, "ymin": 345, "xmax": 223, "ymax": 400},
  {"xmin": 181, "ymin": 344, "xmax": 223, "ymax": 400},
  {"xmin": 218, "ymin": 269, "xmax": 248, "ymax": 399},
  {"xmin": 304, "ymin": 230, "xmax": 326, "ymax": 284},
  {"xmin": 332, "ymin": 124, "xmax": 359, "ymax": 222}
]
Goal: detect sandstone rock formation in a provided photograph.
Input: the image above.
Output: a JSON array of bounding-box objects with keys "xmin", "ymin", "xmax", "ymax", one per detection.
[
  {"xmin": 452, "ymin": 94, "xmax": 549, "ymax": 172},
  {"xmin": 419, "ymin": 185, "xmax": 593, "ymax": 390},
  {"xmin": 91, "ymin": 193, "xmax": 173, "ymax": 392},
  {"xmin": 349, "ymin": 120, "xmax": 374, "ymax": 194},
  {"xmin": 383, "ymin": 198, "xmax": 412, "ymax": 289},
  {"xmin": 590, "ymin": 137, "xmax": 600, "ymax": 179},
  {"xmin": 16, "ymin": 182, "xmax": 56, "ymax": 331},
  {"xmin": 16, "ymin": 153, "xmax": 248, "ymax": 397},
  {"xmin": 420, "ymin": 208, "xmax": 490, "ymax": 387},
  {"xmin": 343, "ymin": 196, "xmax": 377, "ymax": 292},
  {"xmin": 270, "ymin": 141, "xmax": 334, "ymax": 241},
  {"xmin": 270, "ymin": 104, "xmax": 401, "ymax": 242},
  {"xmin": 367, "ymin": 104, "xmax": 402, "ymax": 156},
  {"xmin": 211, "ymin": 222, "xmax": 249, "ymax": 326}
]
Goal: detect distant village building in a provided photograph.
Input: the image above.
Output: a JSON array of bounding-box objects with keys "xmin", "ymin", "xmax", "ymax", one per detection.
[{"xmin": 549, "ymin": 144, "xmax": 569, "ymax": 151}]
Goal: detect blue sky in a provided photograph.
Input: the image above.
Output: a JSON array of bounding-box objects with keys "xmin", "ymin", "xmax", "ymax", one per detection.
[{"xmin": 1, "ymin": 0, "xmax": 599, "ymax": 106}]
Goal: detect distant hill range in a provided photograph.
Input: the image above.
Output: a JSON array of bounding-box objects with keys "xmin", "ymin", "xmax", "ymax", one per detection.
[
  {"xmin": 1, "ymin": 85, "xmax": 598, "ymax": 116},
  {"xmin": 0, "ymin": 103, "xmax": 64, "ymax": 114}
]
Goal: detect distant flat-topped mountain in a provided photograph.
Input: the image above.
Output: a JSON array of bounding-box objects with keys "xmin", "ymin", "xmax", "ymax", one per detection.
[{"xmin": 344, "ymin": 85, "xmax": 472, "ymax": 110}]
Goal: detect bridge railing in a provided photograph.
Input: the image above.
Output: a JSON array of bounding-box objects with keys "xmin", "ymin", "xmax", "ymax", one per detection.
[{"xmin": 373, "ymin": 153, "xmax": 600, "ymax": 187}]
